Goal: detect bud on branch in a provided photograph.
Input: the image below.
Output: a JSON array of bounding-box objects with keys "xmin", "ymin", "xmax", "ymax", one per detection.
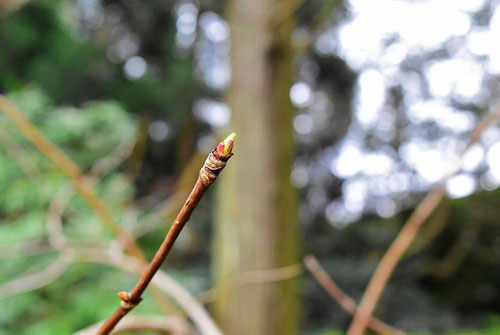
[
  {"xmin": 97, "ymin": 133, "xmax": 236, "ymax": 335},
  {"xmin": 216, "ymin": 132, "xmax": 236, "ymax": 157}
]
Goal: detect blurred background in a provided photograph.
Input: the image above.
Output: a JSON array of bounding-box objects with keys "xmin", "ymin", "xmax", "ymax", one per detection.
[{"xmin": 0, "ymin": 0, "xmax": 499, "ymax": 334}]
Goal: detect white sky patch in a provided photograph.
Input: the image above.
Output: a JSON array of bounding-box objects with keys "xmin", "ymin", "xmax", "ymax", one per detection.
[
  {"xmin": 425, "ymin": 59, "xmax": 483, "ymax": 102},
  {"xmin": 355, "ymin": 69, "xmax": 385, "ymax": 127},
  {"xmin": 375, "ymin": 198, "xmax": 397, "ymax": 218},
  {"xmin": 362, "ymin": 151, "xmax": 394, "ymax": 176},
  {"xmin": 290, "ymin": 165, "xmax": 309, "ymax": 188},
  {"xmin": 294, "ymin": 114, "xmax": 314, "ymax": 134},
  {"xmin": 124, "ymin": 56, "xmax": 147, "ymax": 80},
  {"xmin": 342, "ymin": 178, "xmax": 367, "ymax": 213},
  {"xmin": 193, "ymin": 99, "xmax": 231, "ymax": 129},
  {"xmin": 387, "ymin": 171, "xmax": 411, "ymax": 193},
  {"xmin": 461, "ymin": 144, "xmax": 485, "ymax": 172},
  {"xmin": 290, "ymin": 82, "xmax": 313, "ymax": 108},
  {"xmin": 446, "ymin": 173, "xmax": 476, "ymax": 198},
  {"xmin": 325, "ymin": 201, "xmax": 360, "ymax": 227},
  {"xmin": 467, "ymin": 29, "xmax": 492, "ymax": 56},
  {"xmin": 451, "ymin": 0, "xmax": 487, "ymax": 13},
  {"xmin": 407, "ymin": 100, "xmax": 475, "ymax": 133},
  {"xmin": 486, "ymin": 141, "xmax": 500, "ymax": 183},
  {"xmin": 175, "ymin": 2, "xmax": 198, "ymax": 49},
  {"xmin": 380, "ymin": 42, "xmax": 408, "ymax": 66},
  {"xmin": 331, "ymin": 142, "xmax": 363, "ymax": 178},
  {"xmin": 206, "ymin": 63, "xmax": 231, "ymax": 90},
  {"xmin": 488, "ymin": 5, "xmax": 500, "ymax": 73},
  {"xmin": 400, "ymin": 139, "xmax": 458, "ymax": 184},
  {"xmin": 481, "ymin": 127, "xmax": 500, "ymax": 147},
  {"xmin": 338, "ymin": 0, "xmax": 471, "ymax": 69},
  {"xmin": 480, "ymin": 171, "xmax": 500, "ymax": 190},
  {"xmin": 148, "ymin": 120, "xmax": 169, "ymax": 142},
  {"xmin": 200, "ymin": 12, "xmax": 229, "ymax": 43},
  {"xmin": 176, "ymin": 3, "xmax": 197, "ymax": 35}
]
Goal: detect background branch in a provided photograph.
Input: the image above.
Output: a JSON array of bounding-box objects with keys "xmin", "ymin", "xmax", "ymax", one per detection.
[
  {"xmin": 75, "ymin": 315, "xmax": 192, "ymax": 335},
  {"xmin": 347, "ymin": 107, "xmax": 500, "ymax": 335},
  {"xmin": 199, "ymin": 264, "xmax": 301, "ymax": 304},
  {"xmin": 304, "ymin": 255, "xmax": 405, "ymax": 335}
]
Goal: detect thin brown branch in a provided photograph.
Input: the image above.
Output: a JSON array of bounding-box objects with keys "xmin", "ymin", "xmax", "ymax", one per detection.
[
  {"xmin": 303, "ymin": 255, "xmax": 405, "ymax": 335},
  {"xmin": 70, "ymin": 247, "xmax": 221, "ymax": 335},
  {"xmin": 75, "ymin": 315, "xmax": 192, "ymax": 335},
  {"xmin": 199, "ymin": 264, "xmax": 301, "ymax": 304},
  {"xmin": 347, "ymin": 108, "xmax": 500, "ymax": 335},
  {"xmin": 97, "ymin": 136, "xmax": 234, "ymax": 335}
]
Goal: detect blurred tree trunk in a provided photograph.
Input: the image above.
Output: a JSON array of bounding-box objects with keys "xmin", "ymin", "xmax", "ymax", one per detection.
[{"xmin": 212, "ymin": 0, "xmax": 299, "ymax": 334}]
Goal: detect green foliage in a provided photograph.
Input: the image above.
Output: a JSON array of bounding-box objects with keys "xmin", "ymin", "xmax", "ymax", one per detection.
[{"xmin": 0, "ymin": 88, "xmax": 138, "ymax": 334}]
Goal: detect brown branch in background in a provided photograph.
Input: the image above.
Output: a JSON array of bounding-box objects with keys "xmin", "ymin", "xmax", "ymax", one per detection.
[
  {"xmin": 97, "ymin": 133, "xmax": 236, "ymax": 335},
  {"xmin": 347, "ymin": 107, "xmax": 500, "ymax": 335},
  {"xmin": 303, "ymin": 255, "xmax": 405, "ymax": 335},
  {"xmin": 199, "ymin": 264, "xmax": 302, "ymax": 304}
]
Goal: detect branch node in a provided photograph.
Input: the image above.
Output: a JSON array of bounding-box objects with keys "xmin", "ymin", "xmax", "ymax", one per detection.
[
  {"xmin": 200, "ymin": 150, "xmax": 233, "ymax": 186},
  {"xmin": 117, "ymin": 291, "xmax": 130, "ymax": 302}
]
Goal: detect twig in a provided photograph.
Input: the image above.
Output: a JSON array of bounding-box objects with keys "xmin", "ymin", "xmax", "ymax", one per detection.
[
  {"xmin": 0, "ymin": 96, "xmax": 221, "ymax": 330},
  {"xmin": 199, "ymin": 264, "xmax": 301, "ymax": 303},
  {"xmin": 70, "ymin": 247, "xmax": 220, "ymax": 335},
  {"xmin": 75, "ymin": 315, "xmax": 192, "ymax": 335},
  {"xmin": 97, "ymin": 133, "xmax": 236, "ymax": 335},
  {"xmin": 303, "ymin": 255, "xmax": 405, "ymax": 335},
  {"xmin": 0, "ymin": 254, "xmax": 71, "ymax": 299},
  {"xmin": 347, "ymin": 107, "xmax": 500, "ymax": 335}
]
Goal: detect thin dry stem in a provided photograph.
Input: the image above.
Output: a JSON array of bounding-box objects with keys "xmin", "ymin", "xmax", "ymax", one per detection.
[
  {"xmin": 303, "ymin": 255, "xmax": 405, "ymax": 335},
  {"xmin": 199, "ymin": 264, "xmax": 301, "ymax": 303},
  {"xmin": 347, "ymin": 107, "xmax": 500, "ymax": 335},
  {"xmin": 97, "ymin": 148, "xmax": 232, "ymax": 335}
]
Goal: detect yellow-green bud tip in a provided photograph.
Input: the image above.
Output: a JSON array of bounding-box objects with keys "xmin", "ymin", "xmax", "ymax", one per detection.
[{"xmin": 216, "ymin": 132, "xmax": 236, "ymax": 156}]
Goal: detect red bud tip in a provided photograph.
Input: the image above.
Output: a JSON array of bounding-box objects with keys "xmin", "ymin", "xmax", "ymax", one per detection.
[{"xmin": 216, "ymin": 132, "xmax": 236, "ymax": 157}]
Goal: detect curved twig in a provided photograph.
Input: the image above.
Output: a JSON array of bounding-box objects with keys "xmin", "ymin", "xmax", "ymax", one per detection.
[
  {"xmin": 347, "ymin": 107, "xmax": 500, "ymax": 335},
  {"xmin": 304, "ymin": 255, "xmax": 405, "ymax": 335},
  {"xmin": 0, "ymin": 254, "xmax": 71, "ymax": 299},
  {"xmin": 199, "ymin": 264, "xmax": 301, "ymax": 304}
]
